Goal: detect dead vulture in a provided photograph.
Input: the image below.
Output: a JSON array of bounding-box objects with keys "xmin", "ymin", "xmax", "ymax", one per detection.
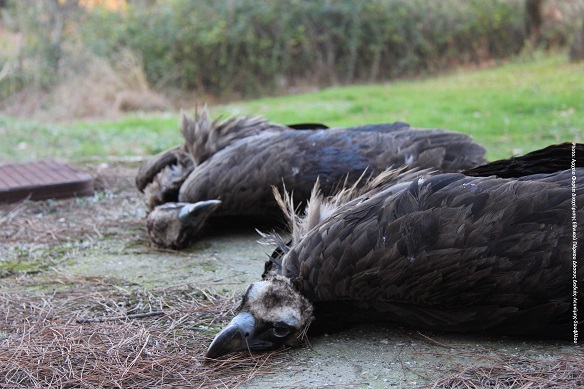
[
  {"xmin": 137, "ymin": 110, "xmax": 486, "ymax": 248},
  {"xmin": 205, "ymin": 144, "xmax": 583, "ymax": 359}
]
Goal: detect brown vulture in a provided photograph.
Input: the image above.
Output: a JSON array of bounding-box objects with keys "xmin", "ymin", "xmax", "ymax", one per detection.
[
  {"xmin": 136, "ymin": 110, "xmax": 486, "ymax": 248},
  {"xmin": 205, "ymin": 143, "xmax": 583, "ymax": 359}
]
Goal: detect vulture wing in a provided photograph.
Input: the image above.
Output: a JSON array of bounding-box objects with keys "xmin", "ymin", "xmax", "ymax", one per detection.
[
  {"xmin": 281, "ymin": 169, "xmax": 582, "ymax": 337},
  {"xmin": 286, "ymin": 123, "xmax": 329, "ymax": 130},
  {"xmin": 178, "ymin": 125, "xmax": 486, "ymax": 217},
  {"xmin": 180, "ymin": 110, "xmax": 289, "ymax": 166}
]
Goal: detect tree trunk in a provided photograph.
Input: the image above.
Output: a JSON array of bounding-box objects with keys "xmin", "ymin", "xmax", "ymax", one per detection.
[
  {"xmin": 570, "ymin": 22, "xmax": 584, "ymax": 62},
  {"xmin": 525, "ymin": 0, "xmax": 544, "ymax": 45}
]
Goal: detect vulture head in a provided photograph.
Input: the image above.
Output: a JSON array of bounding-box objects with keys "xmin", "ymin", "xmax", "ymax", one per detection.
[
  {"xmin": 146, "ymin": 200, "xmax": 222, "ymax": 249},
  {"xmin": 205, "ymin": 275, "xmax": 313, "ymax": 359}
]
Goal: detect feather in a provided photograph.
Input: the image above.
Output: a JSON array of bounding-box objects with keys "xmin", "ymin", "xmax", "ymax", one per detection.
[{"xmin": 180, "ymin": 106, "xmax": 288, "ymax": 166}]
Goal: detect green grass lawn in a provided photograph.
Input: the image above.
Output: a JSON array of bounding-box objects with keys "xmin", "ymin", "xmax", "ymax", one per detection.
[{"xmin": 1, "ymin": 54, "xmax": 582, "ymax": 163}]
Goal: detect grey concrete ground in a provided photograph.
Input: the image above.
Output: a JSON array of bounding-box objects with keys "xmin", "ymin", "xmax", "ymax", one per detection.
[
  {"xmin": 1, "ymin": 162, "xmax": 580, "ymax": 388},
  {"xmin": 64, "ymin": 225, "xmax": 580, "ymax": 388}
]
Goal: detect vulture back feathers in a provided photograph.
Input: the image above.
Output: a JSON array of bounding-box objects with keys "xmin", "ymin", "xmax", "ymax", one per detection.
[
  {"xmin": 136, "ymin": 108, "xmax": 290, "ymax": 209},
  {"xmin": 206, "ymin": 143, "xmax": 583, "ymax": 359},
  {"xmin": 281, "ymin": 170, "xmax": 581, "ymax": 335},
  {"xmin": 177, "ymin": 122, "xmax": 485, "ymax": 217}
]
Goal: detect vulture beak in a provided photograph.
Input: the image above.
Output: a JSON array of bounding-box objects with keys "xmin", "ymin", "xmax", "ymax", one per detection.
[
  {"xmin": 205, "ymin": 312, "xmax": 273, "ymax": 359},
  {"xmin": 178, "ymin": 200, "xmax": 222, "ymax": 225}
]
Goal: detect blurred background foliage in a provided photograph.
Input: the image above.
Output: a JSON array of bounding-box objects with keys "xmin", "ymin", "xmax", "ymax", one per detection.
[{"xmin": 0, "ymin": 0, "xmax": 583, "ymax": 119}]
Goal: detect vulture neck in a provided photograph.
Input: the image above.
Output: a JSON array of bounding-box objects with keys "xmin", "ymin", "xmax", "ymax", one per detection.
[{"xmin": 180, "ymin": 107, "xmax": 288, "ymax": 166}]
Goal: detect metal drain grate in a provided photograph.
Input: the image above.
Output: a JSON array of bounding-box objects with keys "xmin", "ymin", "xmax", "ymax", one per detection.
[{"xmin": 0, "ymin": 160, "xmax": 94, "ymax": 203}]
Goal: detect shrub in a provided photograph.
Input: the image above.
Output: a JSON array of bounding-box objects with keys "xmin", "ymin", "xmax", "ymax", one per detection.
[
  {"xmin": 74, "ymin": 0, "xmax": 528, "ymax": 97},
  {"xmin": 2, "ymin": 0, "xmax": 583, "ymax": 104}
]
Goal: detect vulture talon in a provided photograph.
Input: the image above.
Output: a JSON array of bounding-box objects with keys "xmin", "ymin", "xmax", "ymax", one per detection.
[{"xmin": 135, "ymin": 146, "xmax": 181, "ymax": 193}]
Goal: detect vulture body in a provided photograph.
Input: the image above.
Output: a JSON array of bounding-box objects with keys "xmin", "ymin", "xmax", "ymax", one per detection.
[
  {"xmin": 137, "ymin": 110, "xmax": 486, "ymax": 248},
  {"xmin": 206, "ymin": 143, "xmax": 583, "ymax": 359}
]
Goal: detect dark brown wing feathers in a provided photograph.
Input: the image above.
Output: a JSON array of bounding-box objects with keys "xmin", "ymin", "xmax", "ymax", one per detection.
[
  {"xmin": 281, "ymin": 169, "xmax": 582, "ymax": 337},
  {"xmin": 178, "ymin": 126, "xmax": 486, "ymax": 217},
  {"xmin": 465, "ymin": 142, "xmax": 584, "ymax": 177},
  {"xmin": 137, "ymin": 112, "xmax": 486, "ymax": 219}
]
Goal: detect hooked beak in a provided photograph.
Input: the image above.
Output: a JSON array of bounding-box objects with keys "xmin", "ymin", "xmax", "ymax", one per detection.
[
  {"xmin": 178, "ymin": 200, "xmax": 222, "ymax": 225},
  {"xmin": 205, "ymin": 312, "xmax": 274, "ymax": 359}
]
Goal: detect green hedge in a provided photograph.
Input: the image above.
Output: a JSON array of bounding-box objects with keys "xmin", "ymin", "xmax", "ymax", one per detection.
[
  {"xmin": 75, "ymin": 0, "xmax": 528, "ymax": 97},
  {"xmin": 3, "ymin": 0, "xmax": 582, "ymax": 99}
]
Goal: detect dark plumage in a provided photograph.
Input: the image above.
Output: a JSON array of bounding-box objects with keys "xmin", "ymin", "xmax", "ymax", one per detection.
[
  {"xmin": 206, "ymin": 144, "xmax": 583, "ymax": 359},
  {"xmin": 137, "ymin": 110, "xmax": 486, "ymax": 248},
  {"xmin": 465, "ymin": 142, "xmax": 584, "ymax": 178},
  {"xmin": 137, "ymin": 109, "xmax": 292, "ymax": 210}
]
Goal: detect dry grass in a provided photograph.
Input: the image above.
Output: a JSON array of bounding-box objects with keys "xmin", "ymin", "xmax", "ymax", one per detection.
[
  {"xmin": 424, "ymin": 351, "xmax": 584, "ymax": 388},
  {"xmin": 1, "ymin": 47, "xmax": 170, "ymax": 121},
  {"xmin": 0, "ymin": 162, "xmax": 142, "ymax": 246},
  {"xmin": 0, "ymin": 162, "xmax": 290, "ymax": 387},
  {"xmin": 0, "ymin": 279, "xmax": 289, "ymax": 388}
]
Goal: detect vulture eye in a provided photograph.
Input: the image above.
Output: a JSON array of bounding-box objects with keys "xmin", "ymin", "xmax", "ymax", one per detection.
[{"xmin": 272, "ymin": 323, "xmax": 291, "ymax": 338}]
